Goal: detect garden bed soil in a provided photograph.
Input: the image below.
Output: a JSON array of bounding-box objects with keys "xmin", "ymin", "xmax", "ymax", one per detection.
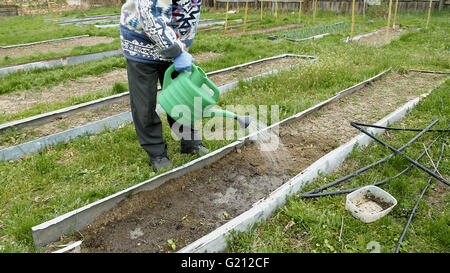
[
  {"xmin": 0, "ymin": 56, "xmax": 302, "ymax": 150},
  {"xmin": 199, "ymin": 20, "xmax": 258, "ymax": 32},
  {"xmin": 0, "ymin": 52, "xmax": 224, "ymax": 116},
  {"xmin": 220, "ymin": 24, "xmax": 303, "ymax": 36},
  {"xmin": 44, "ymin": 71, "xmax": 446, "ymax": 253},
  {"xmin": 353, "ymin": 25, "xmax": 406, "ymax": 47},
  {"xmin": 0, "ymin": 36, "xmax": 116, "ymax": 60}
]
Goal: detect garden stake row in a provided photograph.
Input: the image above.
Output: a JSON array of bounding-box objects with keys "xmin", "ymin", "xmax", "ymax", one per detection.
[
  {"xmin": 299, "ymin": 125, "xmax": 447, "ymax": 198},
  {"xmin": 299, "ymin": 119, "xmax": 440, "ymax": 197},
  {"xmin": 395, "ymin": 141, "xmax": 446, "ymax": 253},
  {"xmin": 351, "ymin": 121, "xmax": 449, "ymax": 186}
]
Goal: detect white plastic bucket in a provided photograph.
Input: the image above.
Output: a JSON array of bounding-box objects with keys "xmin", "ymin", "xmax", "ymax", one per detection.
[{"xmin": 345, "ymin": 185, "xmax": 397, "ymax": 223}]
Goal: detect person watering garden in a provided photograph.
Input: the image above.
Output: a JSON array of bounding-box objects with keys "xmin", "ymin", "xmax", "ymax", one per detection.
[{"xmin": 120, "ymin": 0, "xmax": 208, "ymax": 172}]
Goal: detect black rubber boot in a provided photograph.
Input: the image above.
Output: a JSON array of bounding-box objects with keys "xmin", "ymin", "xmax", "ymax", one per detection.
[
  {"xmin": 180, "ymin": 143, "xmax": 209, "ymax": 156},
  {"xmin": 149, "ymin": 155, "xmax": 173, "ymax": 172}
]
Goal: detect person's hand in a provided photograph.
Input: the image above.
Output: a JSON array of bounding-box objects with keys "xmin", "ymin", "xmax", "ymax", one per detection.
[{"xmin": 173, "ymin": 51, "xmax": 194, "ymax": 72}]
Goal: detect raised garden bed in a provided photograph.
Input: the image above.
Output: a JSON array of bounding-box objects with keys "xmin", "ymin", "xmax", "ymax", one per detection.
[
  {"xmin": 0, "ymin": 54, "xmax": 311, "ymax": 159},
  {"xmin": 0, "ymin": 52, "xmax": 223, "ymax": 118},
  {"xmin": 220, "ymin": 24, "xmax": 303, "ymax": 36},
  {"xmin": 0, "ymin": 36, "xmax": 116, "ymax": 61},
  {"xmin": 344, "ymin": 25, "xmax": 406, "ymax": 47},
  {"xmin": 199, "ymin": 20, "xmax": 258, "ymax": 32},
  {"xmin": 0, "ymin": 49, "xmax": 123, "ymax": 78},
  {"xmin": 34, "ymin": 71, "xmax": 447, "ymax": 252}
]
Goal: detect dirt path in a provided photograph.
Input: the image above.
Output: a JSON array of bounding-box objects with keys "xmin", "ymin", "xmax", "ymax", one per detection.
[
  {"xmin": 0, "ymin": 36, "xmax": 116, "ymax": 60},
  {"xmin": 0, "ymin": 52, "xmax": 224, "ymax": 116},
  {"xmin": 51, "ymin": 72, "xmax": 446, "ymax": 253},
  {"xmin": 0, "ymin": 56, "xmax": 301, "ymax": 150}
]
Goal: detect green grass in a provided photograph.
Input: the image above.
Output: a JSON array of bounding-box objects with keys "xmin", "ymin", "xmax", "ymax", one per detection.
[
  {"xmin": 0, "ymin": 9, "xmax": 448, "ymax": 253},
  {"xmin": 0, "ymin": 7, "xmax": 121, "ymax": 46},
  {"xmin": 0, "ymin": 81, "xmax": 128, "ymax": 126},
  {"xmin": 0, "ymin": 7, "xmax": 122, "ymax": 66},
  {"xmin": 226, "ymin": 81, "xmax": 449, "ymax": 253},
  {"xmin": 0, "ymin": 55, "xmax": 126, "ymax": 95}
]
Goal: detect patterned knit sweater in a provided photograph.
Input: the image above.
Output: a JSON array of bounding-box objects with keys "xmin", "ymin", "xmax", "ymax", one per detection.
[{"xmin": 120, "ymin": 0, "xmax": 201, "ymax": 63}]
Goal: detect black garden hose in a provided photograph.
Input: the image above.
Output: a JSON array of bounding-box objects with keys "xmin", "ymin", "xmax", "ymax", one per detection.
[
  {"xmin": 395, "ymin": 141, "xmax": 446, "ymax": 253},
  {"xmin": 351, "ymin": 121, "xmax": 449, "ymax": 186},
  {"xmin": 299, "ymin": 119, "xmax": 441, "ymax": 197},
  {"xmin": 300, "ymin": 131, "xmax": 445, "ymax": 198},
  {"xmin": 351, "ymin": 122, "xmax": 450, "ymax": 133}
]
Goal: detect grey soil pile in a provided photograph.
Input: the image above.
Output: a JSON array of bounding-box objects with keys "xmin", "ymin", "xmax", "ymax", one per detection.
[
  {"xmin": 0, "ymin": 56, "xmax": 304, "ymax": 150},
  {"xmin": 354, "ymin": 26, "xmax": 406, "ymax": 47},
  {"xmin": 74, "ymin": 72, "xmax": 446, "ymax": 253},
  {"xmin": 222, "ymin": 24, "xmax": 302, "ymax": 36},
  {"xmin": 0, "ymin": 36, "xmax": 116, "ymax": 60}
]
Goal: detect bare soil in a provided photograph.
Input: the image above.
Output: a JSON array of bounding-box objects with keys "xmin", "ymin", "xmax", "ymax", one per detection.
[
  {"xmin": 221, "ymin": 24, "xmax": 303, "ymax": 36},
  {"xmin": 199, "ymin": 21, "xmax": 258, "ymax": 32},
  {"xmin": 0, "ymin": 52, "xmax": 224, "ymax": 116},
  {"xmin": 0, "ymin": 69, "xmax": 128, "ymax": 116},
  {"xmin": 52, "ymin": 72, "xmax": 445, "ymax": 253},
  {"xmin": 209, "ymin": 57, "xmax": 301, "ymax": 86},
  {"xmin": 0, "ymin": 56, "xmax": 303, "ymax": 150},
  {"xmin": 0, "ymin": 36, "xmax": 116, "ymax": 60},
  {"xmin": 354, "ymin": 25, "xmax": 406, "ymax": 47},
  {"xmin": 425, "ymin": 173, "xmax": 450, "ymax": 213}
]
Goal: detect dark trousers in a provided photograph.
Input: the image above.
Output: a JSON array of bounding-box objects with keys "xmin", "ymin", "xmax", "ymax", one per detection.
[{"xmin": 126, "ymin": 59, "xmax": 201, "ymax": 159}]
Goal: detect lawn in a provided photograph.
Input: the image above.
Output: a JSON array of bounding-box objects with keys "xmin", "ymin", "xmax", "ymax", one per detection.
[
  {"xmin": 0, "ymin": 7, "xmax": 448, "ymax": 252},
  {"xmin": 226, "ymin": 81, "xmax": 449, "ymax": 253}
]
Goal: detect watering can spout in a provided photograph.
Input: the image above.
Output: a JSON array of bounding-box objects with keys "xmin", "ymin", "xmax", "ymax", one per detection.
[
  {"xmin": 209, "ymin": 109, "xmax": 252, "ymax": 129},
  {"xmin": 235, "ymin": 115, "xmax": 252, "ymax": 129}
]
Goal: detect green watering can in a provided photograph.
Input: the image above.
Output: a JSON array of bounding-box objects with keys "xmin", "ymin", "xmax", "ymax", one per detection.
[{"xmin": 157, "ymin": 64, "xmax": 252, "ymax": 128}]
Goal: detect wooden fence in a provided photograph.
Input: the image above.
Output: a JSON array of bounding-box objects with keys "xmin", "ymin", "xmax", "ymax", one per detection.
[
  {"xmin": 0, "ymin": 5, "xmax": 19, "ymax": 16},
  {"xmin": 210, "ymin": 0, "xmax": 449, "ymax": 12},
  {"xmin": 0, "ymin": 0, "xmax": 122, "ymax": 16}
]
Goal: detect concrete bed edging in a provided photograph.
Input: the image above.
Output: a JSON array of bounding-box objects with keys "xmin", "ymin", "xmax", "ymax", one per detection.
[
  {"xmin": 0, "ymin": 112, "xmax": 133, "ymax": 162},
  {"xmin": 409, "ymin": 69, "xmax": 450, "ymax": 75},
  {"xmin": 286, "ymin": 33, "xmax": 330, "ymax": 42},
  {"xmin": 32, "ymin": 68, "xmax": 388, "ymax": 250},
  {"xmin": 0, "ymin": 54, "xmax": 316, "ymax": 162},
  {"xmin": 0, "ymin": 54, "xmax": 315, "ymax": 133},
  {"xmin": 179, "ymin": 92, "xmax": 429, "ymax": 253}
]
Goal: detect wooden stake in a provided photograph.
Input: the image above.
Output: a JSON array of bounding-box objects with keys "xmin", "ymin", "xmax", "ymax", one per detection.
[
  {"xmin": 225, "ymin": 0, "xmax": 229, "ymax": 32},
  {"xmin": 426, "ymin": 0, "xmax": 432, "ymax": 28},
  {"xmin": 392, "ymin": 0, "xmax": 399, "ymax": 28},
  {"xmin": 244, "ymin": 0, "xmax": 249, "ymax": 33},
  {"xmin": 385, "ymin": 0, "xmax": 393, "ymax": 43},
  {"xmin": 298, "ymin": 0, "xmax": 302, "ymax": 22},
  {"xmin": 313, "ymin": 0, "xmax": 317, "ymax": 24},
  {"xmin": 275, "ymin": 0, "xmax": 278, "ymax": 21},
  {"xmin": 351, "ymin": 0, "xmax": 356, "ymax": 39},
  {"xmin": 261, "ymin": 0, "xmax": 264, "ymax": 21}
]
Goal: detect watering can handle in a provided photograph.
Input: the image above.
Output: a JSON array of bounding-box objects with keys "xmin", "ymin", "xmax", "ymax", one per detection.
[
  {"xmin": 190, "ymin": 64, "xmax": 220, "ymax": 102},
  {"xmin": 162, "ymin": 64, "xmax": 176, "ymax": 90},
  {"xmin": 203, "ymin": 74, "xmax": 221, "ymax": 102}
]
